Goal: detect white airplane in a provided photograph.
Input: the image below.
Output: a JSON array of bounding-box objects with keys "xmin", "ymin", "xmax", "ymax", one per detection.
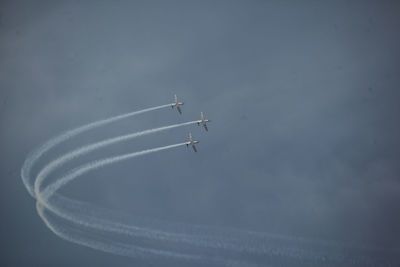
[
  {"xmin": 197, "ymin": 112, "xmax": 211, "ymax": 131},
  {"xmin": 171, "ymin": 94, "xmax": 184, "ymax": 114},
  {"xmin": 185, "ymin": 132, "xmax": 199, "ymax": 152}
]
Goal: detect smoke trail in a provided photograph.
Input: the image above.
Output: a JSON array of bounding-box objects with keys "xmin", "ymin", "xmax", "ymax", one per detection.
[
  {"xmin": 33, "ymin": 142, "xmax": 273, "ymax": 264},
  {"xmin": 22, "ymin": 104, "xmax": 171, "ymax": 197},
  {"xmin": 37, "ymin": 200, "xmax": 264, "ymax": 267},
  {"xmin": 35, "ymin": 144, "xmax": 264, "ymax": 266},
  {"xmin": 43, "ymin": 194, "xmax": 367, "ymax": 267},
  {"xmin": 35, "ymin": 120, "xmax": 198, "ymax": 195},
  {"xmin": 36, "ymin": 143, "xmax": 397, "ymax": 266},
  {"xmin": 27, "ymin": 118, "xmax": 238, "ymax": 252},
  {"xmin": 36, "ymin": 201, "xmax": 206, "ymax": 263},
  {"xmin": 41, "ymin": 194, "xmax": 396, "ymax": 267},
  {"xmin": 39, "ymin": 143, "xmax": 188, "ymax": 201},
  {"xmin": 21, "ymin": 105, "xmax": 399, "ymax": 266}
]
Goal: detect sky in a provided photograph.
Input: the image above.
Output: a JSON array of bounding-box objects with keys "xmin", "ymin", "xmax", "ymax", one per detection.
[{"xmin": 0, "ymin": 0, "xmax": 400, "ymax": 266}]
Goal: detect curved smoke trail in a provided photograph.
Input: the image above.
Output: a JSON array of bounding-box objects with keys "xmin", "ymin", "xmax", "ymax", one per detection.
[
  {"xmin": 37, "ymin": 200, "xmax": 262, "ymax": 267},
  {"xmin": 35, "ymin": 120, "xmax": 198, "ymax": 196},
  {"xmin": 22, "ymin": 104, "xmax": 171, "ymax": 197},
  {"xmin": 22, "ymin": 106, "xmax": 399, "ymax": 266},
  {"xmin": 39, "ymin": 143, "xmax": 188, "ymax": 200}
]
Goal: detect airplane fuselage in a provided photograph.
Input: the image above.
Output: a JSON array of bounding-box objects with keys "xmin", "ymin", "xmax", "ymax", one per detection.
[
  {"xmin": 171, "ymin": 95, "xmax": 184, "ymax": 114},
  {"xmin": 186, "ymin": 132, "xmax": 199, "ymax": 152},
  {"xmin": 197, "ymin": 112, "xmax": 210, "ymax": 131}
]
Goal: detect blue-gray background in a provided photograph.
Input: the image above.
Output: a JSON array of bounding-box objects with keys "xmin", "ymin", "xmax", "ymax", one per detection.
[{"xmin": 1, "ymin": 0, "xmax": 399, "ymax": 266}]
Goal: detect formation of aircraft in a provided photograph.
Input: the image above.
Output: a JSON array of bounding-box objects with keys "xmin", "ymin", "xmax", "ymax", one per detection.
[{"xmin": 171, "ymin": 95, "xmax": 211, "ymax": 152}]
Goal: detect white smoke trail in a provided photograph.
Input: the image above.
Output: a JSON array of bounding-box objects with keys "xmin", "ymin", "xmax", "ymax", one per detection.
[
  {"xmin": 35, "ymin": 142, "xmax": 397, "ymax": 266},
  {"xmin": 43, "ymin": 195, "xmax": 394, "ymax": 267},
  {"xmin": 33, "ymin": 141, "xmax": 275, "ymax": 263},
  {"xmin": 35, "ymin": 120, "xmax": 198, "ymax": 195},
  {"xmin": 22, "ymin": 104, "xmax": 171, "ymax": 197},
  {"xmin": 41, "ymin": 193, "xmax": 394, "ymax": 267},
  {"xmin": 36, "ymin": 143, "xmax": 264, "ymax": 267},
  {"xmin": 28, "ymin": 118, "xmax": 238, "ymax": 252},
  {"xmin": 38, "ymin": 196, "xmax": 268, "ymax": 267},
  {"xmin": 42, "ymin": 194, "xmax": 344, "ymax": 266},
  {"xmin": 39, "ymin": 143, "xmax": 188, "ymax": 201},
  {"xmin": 18, "ymin": 103, "xmax": 259, "ymax": 263},
  {"xmin": 21, "ymin": 105, "xmax": 399, "ymax": 266},
  {"xmin": 36, "ymin": 201, "xmax": 206, "ymax": 262}
]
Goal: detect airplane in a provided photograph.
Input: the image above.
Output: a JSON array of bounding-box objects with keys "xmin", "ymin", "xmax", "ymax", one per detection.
[
  {"xmin": 197, "ymin": 112, "xmax": 211, "ymax": 131},
  {"xmin": 171, "ymin": 94, "xmax": 184, "ymax": 114},
  {"xmin": 185, "ymin": 132, "xmax": 199, "ymax": 152}
]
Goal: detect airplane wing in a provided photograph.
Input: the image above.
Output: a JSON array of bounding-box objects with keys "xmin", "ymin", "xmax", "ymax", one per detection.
[
  {"xmin": 177, "ymin": 106, "xmax": 182, "ymax": 114},
  {"xmin": 192, "ymin": 144, "xmax": 197, "ymax": 152},
  {"xmin": 203, "ymin": 124, "xmax": 208, "ymax": 131}
]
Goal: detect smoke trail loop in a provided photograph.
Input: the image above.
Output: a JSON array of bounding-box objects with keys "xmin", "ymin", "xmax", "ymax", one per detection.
[{"xmin": 21, "ymin": 105, "xmax": 399, "ymax": 266}]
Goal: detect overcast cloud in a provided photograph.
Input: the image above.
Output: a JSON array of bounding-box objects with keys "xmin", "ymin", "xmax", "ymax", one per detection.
[{"xmin": 0, "ymin": 1, "xmax": 399, "ymax": 266}]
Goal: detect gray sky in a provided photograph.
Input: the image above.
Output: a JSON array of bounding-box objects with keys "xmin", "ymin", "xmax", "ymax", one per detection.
[{"xmin": 1, "ymin": 1, "xmax": 399, "ymax": 266}]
